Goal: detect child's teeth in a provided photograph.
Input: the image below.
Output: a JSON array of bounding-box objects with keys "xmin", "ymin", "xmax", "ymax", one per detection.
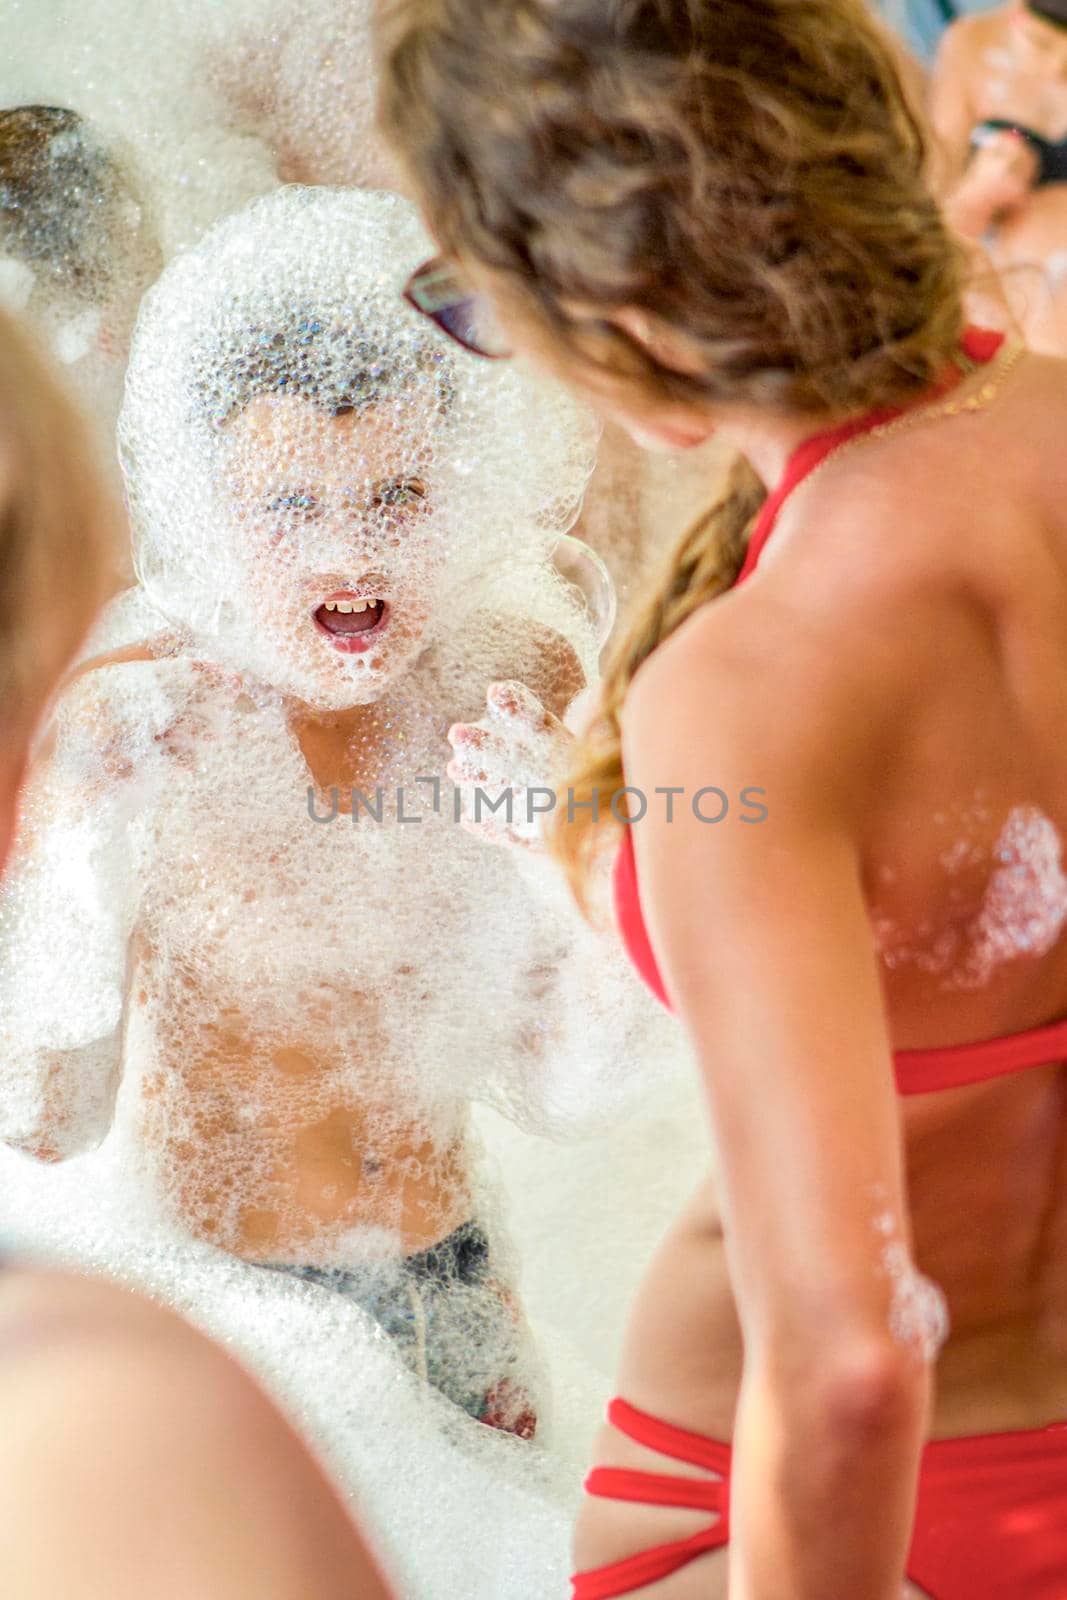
[{"xmin": 320, "ymin": 597, "xmax": 383, "ymax": 615}]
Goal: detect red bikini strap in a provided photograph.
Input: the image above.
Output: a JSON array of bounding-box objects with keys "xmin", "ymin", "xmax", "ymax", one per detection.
[
  {"xmin": 736, "ymin": 326, "xmax": 1007, "ymax": 586},
  {"xmin": 959, "ymin": 325, "xmax": 1007, "ymax": 364},
  {"xmin": 570, "ymin": 1400, "xmax": 732, "ymax": 1599},
  {"xmin": 894, "ymin": 1012, "xmax": 1067, "ymax": 1094},
  {"xmin": 583, "ymin": 1464, "xmax": 724, "ymax": 1513},
  {"xmin": 605, "ymin": 1396, "xmax": 732, "ymax": 1471},
  {"xmin": 570, "ymin": 1522, "xmax": 728, "ymax": 1600}
]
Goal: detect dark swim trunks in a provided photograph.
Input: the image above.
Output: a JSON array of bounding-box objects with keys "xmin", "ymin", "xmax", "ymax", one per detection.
[{"xmin": 255, "ymin": 1220, "xmax": 537, "ymax": 1438}]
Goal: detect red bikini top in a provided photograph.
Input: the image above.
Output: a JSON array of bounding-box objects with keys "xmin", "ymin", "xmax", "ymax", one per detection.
[{"xmin": 614, "ymin": 327, "xmax": 1067, "ymax": 1095}]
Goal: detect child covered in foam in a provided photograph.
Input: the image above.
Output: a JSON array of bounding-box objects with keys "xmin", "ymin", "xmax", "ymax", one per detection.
[
  {"xmin": 0, "ymin": 185, "xmax": 660, "ymax": 1440},
  {"xmin": 0, "ymin": 275, "xmax": 400, "ymax": 1600}
]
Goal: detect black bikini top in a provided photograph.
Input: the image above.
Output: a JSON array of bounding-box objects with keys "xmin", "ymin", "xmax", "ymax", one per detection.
[{"xmin": 972, "ymin": 117, "xmax": 1067, "ymax": 188}]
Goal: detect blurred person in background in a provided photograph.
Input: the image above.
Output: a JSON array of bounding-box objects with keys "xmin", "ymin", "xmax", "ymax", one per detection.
[{"xmin": 932, "ymin": 1, "xmax": 1067, "ymax": 351}]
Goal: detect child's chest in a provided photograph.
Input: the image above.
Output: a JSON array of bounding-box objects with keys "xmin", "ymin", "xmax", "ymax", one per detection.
[{"xmin": 137, "ymin": 688, "xmax": 521, "ymax": 1002}]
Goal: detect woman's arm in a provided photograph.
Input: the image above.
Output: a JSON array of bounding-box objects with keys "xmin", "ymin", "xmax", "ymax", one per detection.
[
  {"xmin": 621, "ymin": 616, "xmax": 935, "ymax": 1600},
  {"xmin": 928, "ymin": 14, "xmax": 1041, "ymax": 238},
  {"xmin": 943, "ymin": 133, "xmax": 1039, "ymax": 238}
]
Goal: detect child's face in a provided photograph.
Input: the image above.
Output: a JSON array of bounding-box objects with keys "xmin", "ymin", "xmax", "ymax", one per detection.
[{"xmin": 220, "ymin": 394, "xmax": 447, "ymax": 707}]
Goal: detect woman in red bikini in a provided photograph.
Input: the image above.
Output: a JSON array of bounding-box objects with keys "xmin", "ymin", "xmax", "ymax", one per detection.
[{"xmin": 380, "ymin": 0, "xmax": 1067, "ymax": 1594}]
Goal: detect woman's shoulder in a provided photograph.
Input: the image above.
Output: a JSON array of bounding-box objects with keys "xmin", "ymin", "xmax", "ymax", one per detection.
[
  {"xmin": 622, "ymin": 498, "xmax": 991, "ymax": 806},
  {"xmin": 775, "ymin": 369, "xmax": 1059, "ymax": 611},
  {"xmin": 628, "ymin": 354, "xmax": 1067, "ymax": 772},
  {"xmin": 632, "ymin": 488, "xmax": 956, "ymax": 685},
  {"xmin": 621, "ymin": 578, "xmax": 882, "ymax": 803}
]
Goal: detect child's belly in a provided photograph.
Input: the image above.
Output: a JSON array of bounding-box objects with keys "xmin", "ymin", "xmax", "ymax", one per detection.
[
  {"xmin": 117, "ymin": 721, "xmax": 541, "ymax": 1258},
  {"xmin": 127, "ymin": 969, "xmax": 474, "ymax": 1261}
]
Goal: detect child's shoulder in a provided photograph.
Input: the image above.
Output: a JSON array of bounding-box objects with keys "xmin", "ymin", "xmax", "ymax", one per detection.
[
  {"xmin": 58, "ymin": 640, "xmax": 202, "ymax": 726},
  {"xmin": 39, "ymin": 642, "xmax": 222, "ymax": 792},
  {"xmin": 61, "ymin": 639, "xmax": 172, "ymax": 703}
]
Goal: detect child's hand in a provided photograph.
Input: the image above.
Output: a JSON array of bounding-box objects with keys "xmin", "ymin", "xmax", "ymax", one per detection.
[{"xmin": 447, "ymin": 680, "xmax": 573, "ymax": 850}]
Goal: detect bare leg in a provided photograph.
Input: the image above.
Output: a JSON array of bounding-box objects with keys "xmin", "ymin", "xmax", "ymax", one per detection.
[
  {"xmin": 0, "ymin": 1265, "xmax": 396, "ymax": 1600},
  {"xmin": 572, "ymin": 1176, "xmax": 735, "ymax": 1598}
]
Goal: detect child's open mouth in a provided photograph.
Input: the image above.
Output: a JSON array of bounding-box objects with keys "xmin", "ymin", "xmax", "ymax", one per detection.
[{"xmin": 313, "ymin": 592, "xmax": 391, "ymax": 654}]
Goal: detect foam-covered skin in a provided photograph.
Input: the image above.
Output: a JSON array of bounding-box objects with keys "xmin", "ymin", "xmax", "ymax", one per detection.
[{"xmin": 0, "ymin": 189, "xmax": 658, "ymax": 1300}]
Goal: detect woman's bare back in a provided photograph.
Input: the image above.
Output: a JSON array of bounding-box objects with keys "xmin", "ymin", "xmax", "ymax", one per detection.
[{"xmin": 575, "ymin": 349, "xmax": 1067, "ymax": 1587}]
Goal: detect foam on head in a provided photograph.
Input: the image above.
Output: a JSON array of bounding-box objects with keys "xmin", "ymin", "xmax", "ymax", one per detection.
[{"xmin": 119, "ymin": 185, "xmax": 599, "ymax": 708}]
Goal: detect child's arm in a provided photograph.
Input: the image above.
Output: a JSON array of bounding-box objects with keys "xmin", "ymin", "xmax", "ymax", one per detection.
[
  {"xmin": 499, "ymin": 820, "xmax": 681, "ymax": 1137},
  {"xmin": 0, "ymin": 655, "xmax": 191, "ymax": 1159},
  {"xmin": 448, "ymin": 667, "xmax": 680, "ymax": 1137}
]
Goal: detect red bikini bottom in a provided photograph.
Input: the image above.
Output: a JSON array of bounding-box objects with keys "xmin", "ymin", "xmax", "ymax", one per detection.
[{"xmin": 571, "ymin": 1397, "xmax": 1067, "ymax": 1598}]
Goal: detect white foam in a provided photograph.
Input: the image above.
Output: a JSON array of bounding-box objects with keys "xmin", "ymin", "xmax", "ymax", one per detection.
[
  {"xmin": 873, "ymin": 801, "xmax": 1067, "ymax": 989},
  {"xmin": 0, "ymin": 183, "xmax": 701, "ymax": 1595}
]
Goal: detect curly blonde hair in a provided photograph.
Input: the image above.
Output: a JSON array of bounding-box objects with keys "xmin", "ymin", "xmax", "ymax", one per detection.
[{"xmin": 379, "ymin": 0, "xmax": 965, "ymax": 905}]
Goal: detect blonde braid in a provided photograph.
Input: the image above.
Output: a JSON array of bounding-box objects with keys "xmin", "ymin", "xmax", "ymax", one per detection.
[{"xmin": 550, "ymin": 455, "xmax": 765, "ymax": 910}]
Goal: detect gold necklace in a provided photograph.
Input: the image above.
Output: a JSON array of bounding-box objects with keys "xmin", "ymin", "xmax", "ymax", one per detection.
[{"xmin": 793, "ymin": 335, "xmax": 1026, "ymax": 499}]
